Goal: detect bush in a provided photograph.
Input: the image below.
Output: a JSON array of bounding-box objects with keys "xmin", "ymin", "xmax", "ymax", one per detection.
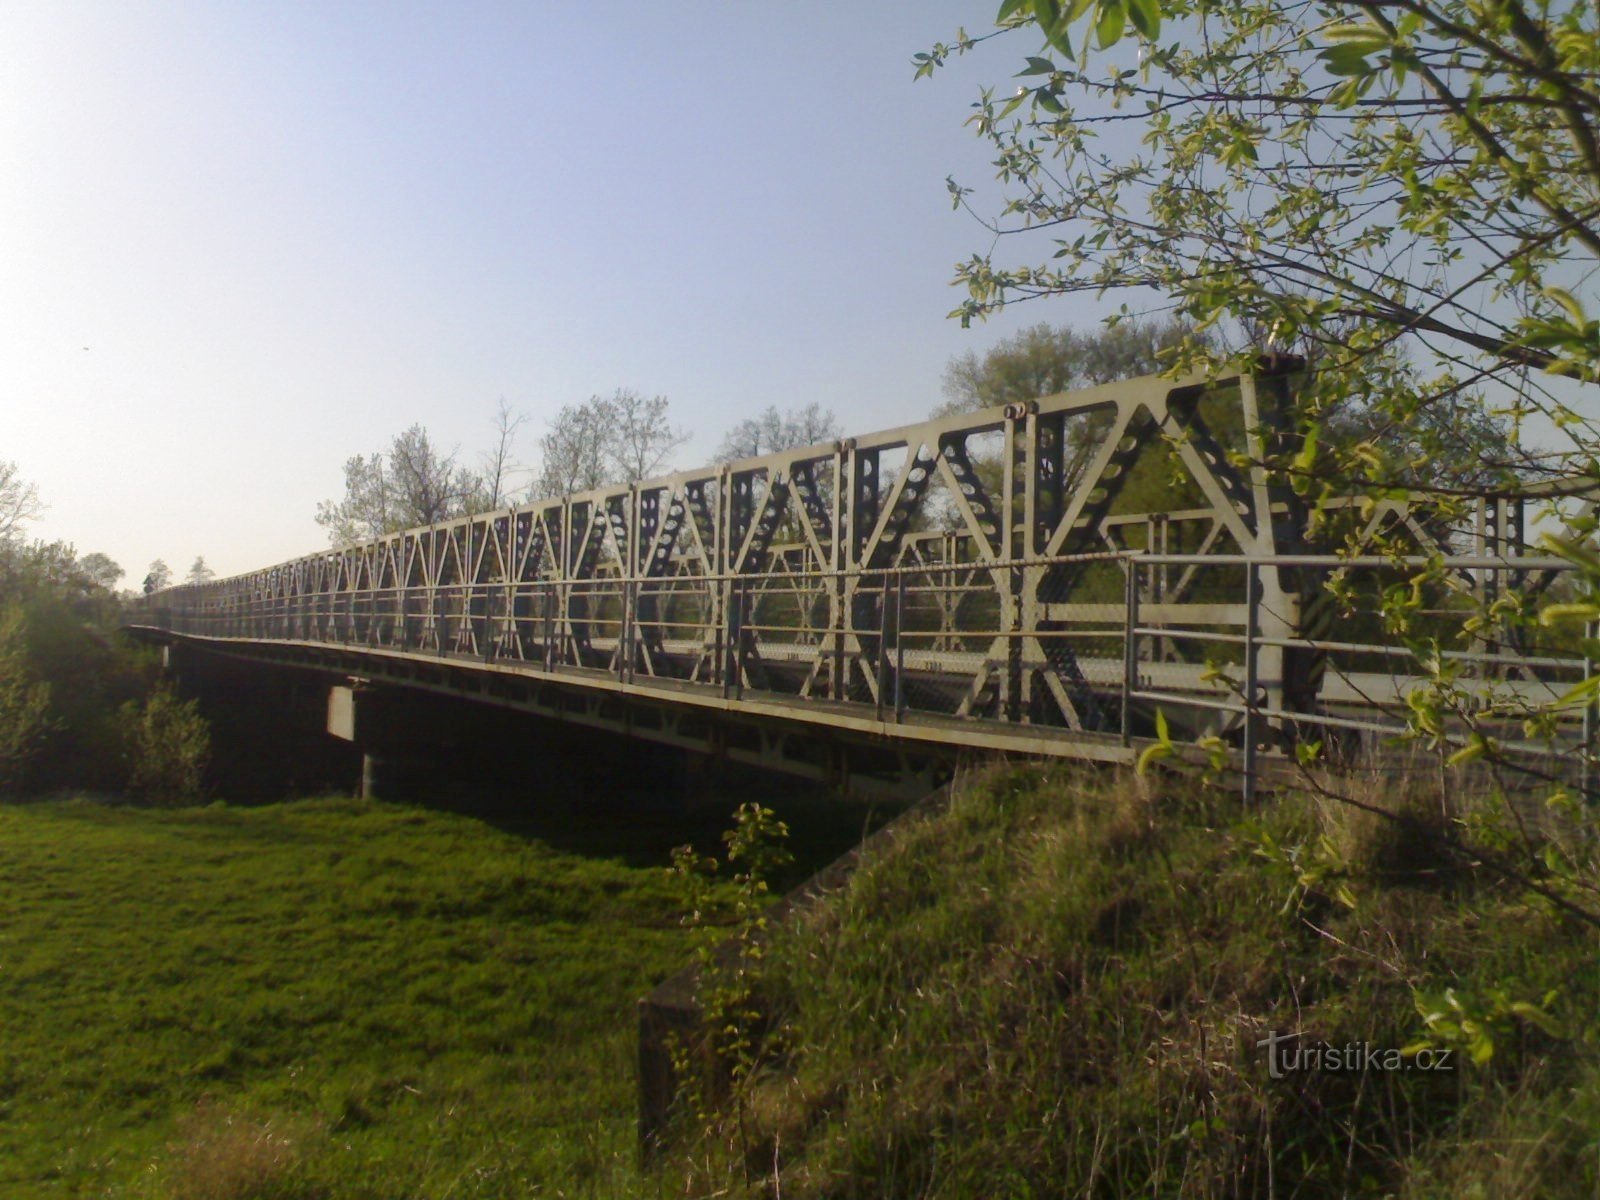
[
  {"xmin": 0, "ymin": 540, "xmax": 157, "ymax": 794},
  {"xmin": 121, "ymin": 685, "xmax": 210, "ymax": 806},
  {"xmin": 0, "ymin": 602, "xmax": 51, "ymax": 793}
]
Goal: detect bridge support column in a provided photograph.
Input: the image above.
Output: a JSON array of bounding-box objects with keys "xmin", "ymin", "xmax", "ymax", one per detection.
[
  {"xmin": 328, "ymin": 683, "xmax": 433, "ymax": 802},
  {"xmin": 359, "ymin": 749, "xmax": 428, "ymax": 802}
]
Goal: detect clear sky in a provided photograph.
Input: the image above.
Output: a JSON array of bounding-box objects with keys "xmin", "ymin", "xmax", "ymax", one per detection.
[{"xmin": 3, "ymin": 1, "xmax": 1121, "ymax": 582}]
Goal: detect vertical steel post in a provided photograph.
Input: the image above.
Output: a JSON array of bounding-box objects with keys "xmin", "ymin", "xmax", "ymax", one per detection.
[
  {"xmin": 716, "ymin": 575, "xmax": 729, "ymax": 697},
  {"xmin": 1121, "ymin": 557, "xmax": 1139, "ymax": 748},
  {"xmin": 543, "ymin": 583, "xmax": 556, "ymax": 672},
  {"xmin": 732, "ymin": 579, "xmax": 742, "ymax": 700},
  {"xmin": 876, "ymin": 573, "xmax": 890, "ymax": 722},
  {"xmin": 620, "ymin": 578, "xmax": 632, "ymax": 682},
  {"xmin": 1242, "ymin": 560, "xmax": 1260, "ymax": 806},
  {"xmin": 895, "ymin": 569, "xmax": 907, "ymax": 722}
]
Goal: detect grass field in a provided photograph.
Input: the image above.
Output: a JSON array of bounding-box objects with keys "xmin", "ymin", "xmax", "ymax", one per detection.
[{"xmin": 0, "ymin": 793, "xmax": 751, "ymax": 1199}]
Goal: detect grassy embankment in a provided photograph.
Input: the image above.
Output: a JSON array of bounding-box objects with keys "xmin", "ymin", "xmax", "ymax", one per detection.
[
  {"xmin": 663, "ymin": 763, "xmax": 1600, "ymax": 1198},
  {"xmin": 6, "ymin": 765, "xmax": 1599, "ymax": 1199},
  {"xmin": 0, "ymin": 793, "xmax": 763, "ymax": 1199}
]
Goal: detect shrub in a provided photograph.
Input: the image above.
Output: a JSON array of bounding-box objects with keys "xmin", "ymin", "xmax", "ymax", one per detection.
[
  {"xmin": 0, "ymin": 602, "xmax": 51, "ymax": 793},
  {"xmin": 121, "ymin": 685, "xmax": 210, "ymax": 806}
]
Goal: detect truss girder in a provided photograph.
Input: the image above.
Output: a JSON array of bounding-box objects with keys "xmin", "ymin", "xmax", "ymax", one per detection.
[{"xmin": 136, "ymin": 369, "xmax": 1568, "ymax": 760}]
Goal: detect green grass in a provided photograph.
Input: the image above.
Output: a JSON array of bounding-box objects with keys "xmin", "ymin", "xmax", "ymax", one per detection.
[
  {"xmin": 0, "ymin": 794, "xmax": 716, "ymax": 1198},
  {"xmin": 11, "ymin": 769, "xmax": 1597, "ymax": 1198},
  {"xmin": 661, "ymin": 764, "xmax": 1600, "ymax": 1198}
]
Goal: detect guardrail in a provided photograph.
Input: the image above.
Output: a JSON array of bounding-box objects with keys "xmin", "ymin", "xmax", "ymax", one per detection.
[{"xmin": 128, "ymin": 546, "xmax": 1594, "ymax": 799}]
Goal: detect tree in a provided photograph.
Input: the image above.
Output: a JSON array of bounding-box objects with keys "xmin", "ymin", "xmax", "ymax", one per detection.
[
  {"xmin": 716, "ymin": 404, "xmax": 842, "ymax": 463},
  {"xmin": 119, "ymin": 685, "xmax": 210, "ymax": 807},
  {"xmin": 0, "ymin": 542, "xmax": 160, "ymax": 795},
  {"xmin": 143, "ymin": 560, "xmax": 172, "ymax": 595},
  {"xmin": 608, "ymin": 389, "xmax": 689, "ymax": 483},
  {"xmin": 937, "ymin": 318, "xmax": 1202, "ymax": 417},
  {"xmin": 530, "ymin": 389, "xmax": 690, "ymax": 498},
  {"xmin": 943, "ymin": 317, "xmax": 1509, "ymax": 493},
  {"xmin": 918, "ymin": 0, "xmax": 1600, "ymax": 495},
  {"xmin": 385, "ymin": 425, "xmax": 479, "ymax": 526},
  {"xmin": 473, "ymin": 398, "xmax": 528, "ymax": 513},
  {"xmin": 0, "ymin": 603, "xmax": 51, "ymax": 793},
  {"xmin": 78, "ymin": 553, "xmax": 123, "ymax": 591},
  {"xmin": 535, "ymin": 396, "xmax": 616, "ymax": 498},
  {"xmin": 0, "ymin": 461, "xmax": 44, "ymax": 544},
  {"xmin": 915, "ymin": 1, "xmax": 1600, "ymax": 940},
  {"xmin": 186, "ymin": 556, "xmax": 215, "ymax": 585},
  {"xmin": 317, "ymin": 424, "xmax": 481, "ymax": 545},
  {"xmin": 934, "ymin": 319, "xmax": 1224, "ymax": 520}
]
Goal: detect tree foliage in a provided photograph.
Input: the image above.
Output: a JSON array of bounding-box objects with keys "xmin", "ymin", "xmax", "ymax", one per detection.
[
  {"xmin": 143, "ymin": 559, "xmax": 172, "ymax": 595},
  {"xmin": 316, "ymin": 425, "xmax": 481, "ymax": 545},
  {"xmin": 0, "ymin": 537, "xmax": 160, "ymax": 794},
  {"xmin": 920, "ymin": 0, "xmax": 1600, "ymax": 494},
  {"xmin": 0, "ymin": 603, "xmax": 51, "ymax": 793},
  {"xmin": 186, "ymin": 556, "xmax": 214, "ymax": 585},
  {"xmin": 0, "ymin": 460, "xmax": 43, "ymax": 545},
  {"xmin": 119, "ymin": 685, "xmax": 210, "ymax": 807},
  {"xmin": 79, "ymin": 553, "xmax": 123, "ymax": 592},
  {"xmin": 915, "ymin": 0, "xmax": 1600, "ymax": 938},
  {"xmin": 609, "ymin": 390, "xmax": 690, "ymax": 484},
  {"xmin": 715, "ymin": 403, "xmax": 842, "ymax": 463},
  {"xmin": 534, "ymin": 389, "xmax": 689, "ymax": 498},
  {"xmin": 536, "ymin": 396, "xmax": 619, "ymax": 499},
  {"xmin": 475, "ymin": 398, "xmax": 528, "ymax": 513},
  {"xmin": 937, "ymin": 317, "xmax": 1201, "ymax": 417},
  {"xmin": 316, "ymin": 393, "xmax": 690, "ymax": 540}
]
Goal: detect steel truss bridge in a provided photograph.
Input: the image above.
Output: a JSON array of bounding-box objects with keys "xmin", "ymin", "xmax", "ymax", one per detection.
[{"xmin": 127, "ymin": 367, "xmax": 1592, "ymax": 797}]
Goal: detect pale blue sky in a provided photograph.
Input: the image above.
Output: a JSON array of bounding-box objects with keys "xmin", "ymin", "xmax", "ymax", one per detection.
[{"xmin": 1, "ymin": 2, "xmax": 1114, "ymax": 581}]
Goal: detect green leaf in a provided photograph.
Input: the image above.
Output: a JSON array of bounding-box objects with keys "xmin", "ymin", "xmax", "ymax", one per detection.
[
  {"xmin": 997, "ymin": 0, "xmax": 1030, "ymax": 21},
  {"xmin": 1292, "ymin": 422, "xmax": 1320, "ymax": 475},
  {"xmin": 1095, "ymin": 0, "xmax": 1127, "ymax": 48},
  {"xmin": 1017, "ymin": 56, "xmax": 1058, "ymax": 76},
  {"xmin": 1539, "ymin": 602, "xmax": 1600, "ymax": 627},
  {"xmin": 1538, "ymin": 532, "xmax": 1600, "ymax": 574},
  {"xmin": 1545, "ymin": 286, "xmax": 1587, "ymax": 326},
  {"xmin": 1136, "ymin": 740, "xmax": 1173, "ymax": 775},
  {"xmin": 1555, "ymin": 675, "xmax": 1600, "ymax": 706},
  {"xmin": 1127, "ymin": 0, "xmax": 1160, "ymax": 39},
  {"xmin": 1320, "ymin": 45, "xmax": 1376, "ymax": 77},
  {"xmin": 1322, "ymin": 22, "xmax": 1390, "ymax": 53},
  {"xmin": 1137, "ymin": 707, "xmax": 1174, "ymax": 776},
  {"xmin": 1507, "ymin": 1001, "xmax": 1565, "ymax": 1037}
]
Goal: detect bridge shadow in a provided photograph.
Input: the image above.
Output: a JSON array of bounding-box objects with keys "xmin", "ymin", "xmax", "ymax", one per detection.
[
  {"xmin": 423, "ymin": 749, "xmax": 903, "ymax": 888},
  {"xmin": 177, "ymin": 649, "xmax": 902, "ymax": 883}
]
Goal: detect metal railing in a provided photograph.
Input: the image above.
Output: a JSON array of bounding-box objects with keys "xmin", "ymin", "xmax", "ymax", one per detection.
[{"xmin": 128, "ymin": 547, "xmax": 1595, "ymax": 797}]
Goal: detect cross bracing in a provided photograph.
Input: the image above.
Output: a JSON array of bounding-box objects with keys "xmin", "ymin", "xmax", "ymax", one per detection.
[{"xmin": 127, "ymin": 368, "xmax": 1597, "ymax": 796}]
